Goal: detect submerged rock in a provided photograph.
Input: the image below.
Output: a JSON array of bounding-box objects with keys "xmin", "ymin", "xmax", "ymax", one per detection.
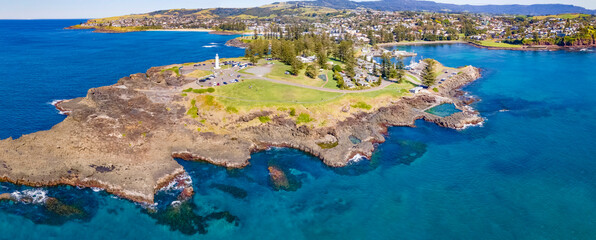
[
  {"xmin": 45, "ymin": 197, "xmax": 85, "ymax": 217},
  {"xmin": 210, "ymin": 183, "xmax": 248, "ymax": 199},
  {"xmin": 147, "ymin": 201, "xmax": 239, "ymax": 235},
  {"xmin": 268, "ymin": 166, "xmax": 290, "ymax": 190}
]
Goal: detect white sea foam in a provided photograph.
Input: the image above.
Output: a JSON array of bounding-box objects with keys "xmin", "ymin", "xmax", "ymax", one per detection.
[
  {"xmin": 11, "ymin": 189, "xmax": 48, "ymax": 204},
  {"xmin": 91, "ymin": 187, "xmax": 103, "ymax": 192},
  {"xmin": 49, "ymin": 99, "xmax": 71, "ymax": 115},
  {"xmin": 49, "ymin": 99, "xmax": 64, "ymax": 106},
  {"xmin": 159, "ymin": 172, "xmax": 192, "ymax": 192},
  {"xmin": 203, "ymin": 45, "xmax": 217, "ymax": 48},
  {"xmin": 458, "ymin": 121, "xmax": 485, "ymax": 130},
  {"xmin": 171, "ymin": 200, "xmax": 182, "ymax": 207},
  {"xmin": 349, "ymin": 154, "xmax": 366, "ymax": 163}
]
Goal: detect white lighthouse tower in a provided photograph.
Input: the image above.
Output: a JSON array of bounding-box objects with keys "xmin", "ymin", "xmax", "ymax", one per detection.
[{"xmin": 214, "ymin": 53, "xmax": 221, "ymax": 70}]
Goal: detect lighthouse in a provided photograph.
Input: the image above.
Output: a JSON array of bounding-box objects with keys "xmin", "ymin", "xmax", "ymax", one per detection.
[{"xmin": 214, "ymin": 53, "xmax": 221, "ymax": 69}]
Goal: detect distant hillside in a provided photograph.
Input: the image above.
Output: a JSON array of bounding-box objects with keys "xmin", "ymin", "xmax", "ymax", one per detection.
[
  {"xmin": 91, "ymin": 2, "xmax": 340, "ymax": 22},
  {"xmin": 291, "ymin": 0, "xmax": 596, "ymax": 15}
]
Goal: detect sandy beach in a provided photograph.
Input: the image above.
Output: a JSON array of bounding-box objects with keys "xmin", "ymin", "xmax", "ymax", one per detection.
[
  {"xmin": 377, "ymin": 40, "xmax": 467, "ymax": 47},
  {"xmin": 146, "ymin": 29, "xmax": 213, "ymax": 32}
]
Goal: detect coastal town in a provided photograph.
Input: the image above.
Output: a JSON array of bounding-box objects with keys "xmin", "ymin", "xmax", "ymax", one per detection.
[{"xmin": 73, "ymin": 3, "xmax": 596, "ymax": 48}]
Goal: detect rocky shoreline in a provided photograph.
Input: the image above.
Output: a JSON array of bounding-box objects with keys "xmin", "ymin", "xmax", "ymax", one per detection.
[
  {"xmin": 225, "ymin": 38, "xmax": 249, "ymax": 48},
  {"xmin": 378, "ymin": 40, "xmax": 595, "ymax": 51},
  {"xmin": 0, "ymin": 62, "xmax": 482, "ymax": 204}
]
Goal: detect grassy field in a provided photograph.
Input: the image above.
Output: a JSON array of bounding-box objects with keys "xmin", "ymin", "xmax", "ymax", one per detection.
[
  {"xmin": 404, "ymin": 74, "xmax": 420, "ymax": 85},
  {"xmin": 214, "ymin": 79, "xmax": 343, "ymax": 108},
  {"xmin": 347, "ymin": 82, "xmax": 414, "ymax": 99},
  {"xmin": 186, "ymin": 70, "xmax": 213, "ymax": 79},
  {"xmin": 265, "ymin": 61, "xmax": 329, "ymax": 87},
  {"xmin": 533, "ymin": 14, "xmax": 591, "ymax": 20},
  {"xmin": 190, "ymin": 78, "xmax": 414, "ymax": 128},
  {"xmin": 477, "ymin": 40, "xmax": 522, "ymax": 48},
  {"xmin": 322, "ymin": 71, "xmax": 340, "ymax": 89}
]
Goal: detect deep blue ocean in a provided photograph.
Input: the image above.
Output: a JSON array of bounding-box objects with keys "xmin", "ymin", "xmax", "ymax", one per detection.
[{"xmin": 1, "ymin": 20, "xmax": 595, "ymax": 239}]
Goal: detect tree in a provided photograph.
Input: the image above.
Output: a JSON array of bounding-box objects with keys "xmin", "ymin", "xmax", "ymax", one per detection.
[
  {"xmin": 316, "ymin": 49, "xmax": 328, "ymax": 69},
  {"xmin": 334, "ymin": 72, "xmax": 345, "ymax": 89},
  {"xmin": 381, "ymin": 53, "xmax": 391, "ymax": 78},
  {"xmin": 395, "ymin": 58, "xmax": 405, "ymax": 82},
  {"xmin": 372, "ymin": 62, "xmax": 378, "ymax": 76},
  {"xmin": 249, "ymin": 53, "xmax": 257, "ymax": 65},
  {"xmin": 332, "ymin": 64, "xmax": 342, "ymax": 73},
  {"xmin": 345, "ymin": 61, "xmax": 355, "ymax": 78},
  {"xmin": 290, "ymin": 59, "xmax": 302, "ymax": 76},
  {"xmin": 335, "ymin": 40, "xmax": 354, "ymax": 63},
  {"xmin": 375, "ymin": 76, "xmax": 382, "ymax": 86},
  {"xmin": 305, "ymin": 64, "xmax": 319, "ymax": 79},
  {"xmin": 421, "ymin": 59, "xmax": 437, "ymax": 86}
]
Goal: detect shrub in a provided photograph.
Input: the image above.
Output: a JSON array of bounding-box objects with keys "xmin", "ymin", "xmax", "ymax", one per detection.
[
  {"xmin": 296, "ymin": 113, "xmax": 313, "ymax": 124},
  {"xmin": 289, "ymin": 108, "xmax": 296, "ymax": 116},
  {"xmin": 351, "ymin": 101, "xmax": 372, "ymax": 110},
  {"xmin": 207, "ymin": 87, "xmax": 215, "ymax": 93},
  {"xmin": 193, "ymin": 89, "xmax": 207, "ymax": 94},
  {"xmin": 181, "ymin": 93, "xmax": 187, "ymax": 97},
  {"xmin": 226, "ymin": 106, "xmax": 239, "ymax": 113},
  {"xmin": 182, "ymin": 88, "xmax": 193, "ymax": 92},
  {"xmin": 433, "ymin": 87, "xmax": 439, "ymax": 92},
  {"xmin": 317, "ymin": 141, "xmax": 339, "ymax": 149},
  {"xmin": 204, "ymin": 95, "xmax": 216, "ymax": 106},
  {"xmin": 258, "ymin": 116, "xmax": 271, "ymax": 123},
  {"xmin": 187, "ymin": 99, "xmax": 198, "ymax": 118}
]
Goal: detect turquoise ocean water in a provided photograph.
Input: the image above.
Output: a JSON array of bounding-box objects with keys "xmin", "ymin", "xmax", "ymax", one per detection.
[{"xmin": 0, "ymin": 20, "xmax": 595, "ymax": 239}]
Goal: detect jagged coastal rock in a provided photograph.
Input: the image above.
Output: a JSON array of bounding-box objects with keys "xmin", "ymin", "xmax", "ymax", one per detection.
[
  {"xmin": 0, "ymin": 63, "xmax": 482, "ymax": 204},
  {"xmin": 225, "ymin": 38, "xmax": 249, "ymax": 48}
]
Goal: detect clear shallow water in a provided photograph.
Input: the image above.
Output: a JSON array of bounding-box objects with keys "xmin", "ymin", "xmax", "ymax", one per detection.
[
  {"xmin": 1, "ymin": 20, "xmax": 596, "ymax": 239},
  {"xmin": 425, "ymin": 103, "xmax": 461, "ymax": 117}
]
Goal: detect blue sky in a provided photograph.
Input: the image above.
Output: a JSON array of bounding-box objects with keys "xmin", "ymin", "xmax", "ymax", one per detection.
[{"xmin": 0, "ymin": 0, "xmax": 594, "ymax": 19}]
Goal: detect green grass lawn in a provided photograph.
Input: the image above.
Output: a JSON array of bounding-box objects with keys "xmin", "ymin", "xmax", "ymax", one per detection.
[
  {"xmin": 534, "ymin": 14, "xmax": 591, "ymax": 20},
  {"xmin": 265, "ymin": 61, "xmax": 328, "ymax": 87},
  {"xmin": 322, "ymin": 71, "xmax": 340, "ymax": 90},
  {"xmin": 214, "ymin": 79, "xmax": 343, "ymax": 108},
  {"xmin": 186, "ymin": 69, "xmax": 213, "ymax": 79},
  {"xmin": 477, "ymin": 40, "xmax": 522, "ymax": 48},
  {"xmin": 348, "ymin": 82, "xmax": 415, "ymax": 99}
]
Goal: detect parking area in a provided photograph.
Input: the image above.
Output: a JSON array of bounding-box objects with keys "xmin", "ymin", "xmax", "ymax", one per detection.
[
  {"xmin": 180, "ymin": 60, "xmax": 253, "ymax": 88},
  {"xmin": 436, "ymin": 69, "xmax": 460, "ymax": 85}
]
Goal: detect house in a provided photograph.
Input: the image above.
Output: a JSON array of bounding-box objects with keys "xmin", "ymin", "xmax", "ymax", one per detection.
[
  {"xmin": 410, "ymin": 86, "xmax": 424, "ymax": 94},
  {"xmin": 296, "ymin": 55, "xmax": 317, "ymax": 64}
]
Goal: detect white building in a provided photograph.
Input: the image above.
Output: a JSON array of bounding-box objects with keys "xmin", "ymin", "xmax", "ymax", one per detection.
[{"xmin": 214, "ymin": 54, "xmax": 221, "ymax": 69}]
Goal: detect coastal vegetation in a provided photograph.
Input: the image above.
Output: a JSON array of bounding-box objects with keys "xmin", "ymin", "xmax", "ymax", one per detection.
[
  {"xmin": 162, "ymin": 66, "xmax": 181, "ymax": 76},
  {"xmin": 351, "ymin": 101, "xmax": 372, "ymax": 110},
  {"xmin": 296, "ymin": 113, "xmax": 313, "ymax": 124}
]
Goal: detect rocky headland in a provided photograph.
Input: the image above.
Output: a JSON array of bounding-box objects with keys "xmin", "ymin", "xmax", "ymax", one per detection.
[
  {"xmin": 0, "ymin": 61, "xmax": 482, "ymax": 204},
  {"xmin": 225, "ymin": 38, "xmax": 249, "ymax": 48}
]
